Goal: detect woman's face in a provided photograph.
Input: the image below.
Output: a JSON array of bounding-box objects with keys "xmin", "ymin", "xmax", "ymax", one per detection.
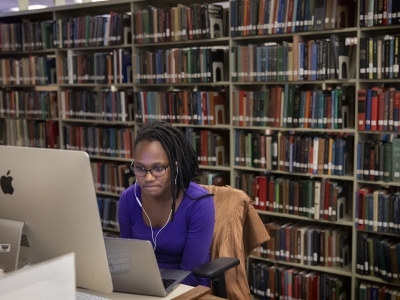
[{"xmin": 133, "ymin": 140, "xmax": 171, "ymax": 200}]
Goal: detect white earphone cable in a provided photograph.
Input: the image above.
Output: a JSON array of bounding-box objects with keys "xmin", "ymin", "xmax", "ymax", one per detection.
[{"xmin": 134, "ymin": 183, "xmax": 171, "ymax": 251}]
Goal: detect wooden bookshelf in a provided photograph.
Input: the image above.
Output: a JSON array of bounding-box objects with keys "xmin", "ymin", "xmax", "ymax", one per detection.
[{"xmin": 1, "ymin": 0, "xmax": 400, "ymax": 299}]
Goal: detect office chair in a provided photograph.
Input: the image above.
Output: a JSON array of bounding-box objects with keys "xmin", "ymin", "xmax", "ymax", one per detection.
[{"xmin": 174, "ymin": 185, "xmax": 270, "ymax": 300}]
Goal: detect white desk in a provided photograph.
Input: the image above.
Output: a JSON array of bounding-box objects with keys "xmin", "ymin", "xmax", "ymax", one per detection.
[{"xmin": 77, "ymin": 284, "xmax": 193, "ymax": 299}]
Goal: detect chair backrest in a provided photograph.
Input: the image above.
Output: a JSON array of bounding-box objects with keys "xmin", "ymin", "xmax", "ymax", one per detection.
[{"xmin": 200, "ymin": 185, "xmax": 270, "ymax": 300}]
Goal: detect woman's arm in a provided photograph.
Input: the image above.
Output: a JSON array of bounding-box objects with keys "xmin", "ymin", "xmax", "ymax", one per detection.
[{"xmin": 180, "ymin": 196, "xmax": 215, "ymax": 287}]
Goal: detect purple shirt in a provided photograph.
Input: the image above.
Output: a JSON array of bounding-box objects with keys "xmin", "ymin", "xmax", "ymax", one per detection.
[{"xmin": 118, "ymin": 182, "xmax": 215, "ymax": 287}]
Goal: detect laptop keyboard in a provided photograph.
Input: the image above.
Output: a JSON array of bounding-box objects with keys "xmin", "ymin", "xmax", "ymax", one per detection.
[
  {"xmin": 162, "ymin": 278, "xmax": 176, "ymax": 289},
  {"xmin": 76, "ymin": 291, "xmax": 112, "ymax": 300},
  {"xmin": 105, "ymin": 243, "xmax": 130, "ymax": 274}
]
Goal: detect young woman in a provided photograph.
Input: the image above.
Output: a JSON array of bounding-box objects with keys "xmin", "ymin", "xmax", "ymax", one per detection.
[{"xmin": 118, "ymin": 121, "xmax": 215, "ymax": 287}]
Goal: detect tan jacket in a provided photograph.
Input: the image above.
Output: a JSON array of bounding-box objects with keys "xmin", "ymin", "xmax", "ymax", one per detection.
[{"xmin": 201, "ymin": 185, "xmax": 270, "ymax": 300}]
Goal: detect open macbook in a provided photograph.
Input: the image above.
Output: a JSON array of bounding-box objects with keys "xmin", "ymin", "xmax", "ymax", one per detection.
[{"xmin": 104, "ymin": 237, "xmax": 190, "ymax": 297}]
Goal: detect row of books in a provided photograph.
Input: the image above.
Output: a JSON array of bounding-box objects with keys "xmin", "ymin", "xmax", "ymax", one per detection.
[
  {"xmin": 359, "ymin": 36, "xmax": 400, "ymax": 80},
  {"xmin": 53, "ymin": 12, "xmax": 131, "ymax": 48},
  {"xmin": 198, "ymin": 170, "xmax": 228, "ymax": 186},
  {"xmin": 358, "ymin": 87, "xmax": 400, "ymax": 132},
  {"xmin": 0, "ymin": 21, "xmax": 54, "ymax": 52},
  {"xmin": 356, "ymin": 188, "xmax": 400, "ymax": 234},
  {"xmin": 234, "ymin": 131, "xmax": 353, "ymax": 176},
  {"xmin": 359, "ymin": 281, "xmax": 400, "ymax": 299},
  {"xmin": 249, "ymin": 262, "xmax": 348, "ymax": 300},
  {"xmin": 359, "ymin": 0, "xmax": 400, "ymax": 27},
  {"xmin": 0, "ymin": 56, "xmax": 56, "ymax": 85},
  {"xmin": 184, "ymin": 128, "xmax": 228, "ymax": 166},
  {"xmin": 57, "ymin": 49, "xmax": 132, "ymax": 84},
  {"xmin": 232, "ymin": 86, "xmax": 354, "ymax": 129},
  {"xmin": 133, "ymin": 4, "xmax": 226, "ymax": 44},
  {"xmin": 62, "ymin": 125, "xmax": 134, "ymax": 159},
  {"xmin": 97, "ymin": 197, "xmax": 119, "ymax": 231},
  {"xmin": 91, "ymin": 162, "xmax": 134, "ymax": 195},
  {"xmin": 0, "ymin": 91, "xmax": 58, "ymax": 119},
  {"xmin": 356, "ymin": 138, "xmax": 400, "ymax": 182},
  {"xmin": 262, "ymin": 221, "xmax": 351, "ymax": 267},
  {"xmin": 357, "ymin": 234, "xmax": 400, "ymax": 284},
  {"xmin": 134, "ymin": 91, "xmax": 227, "ymax": 125},
  {"xmin": 249, "ymin": 174, "xmax": 349, "ymax": 222},
  {"xmin": 231, "ymin": 37, "xmax": 355, "ymax": 82},
  {"xmin": 231, "ymin": 0, "xmax": 355, "ymax": 37},
  {"xmin": 60, "ymin": 90, "xmax": 134, "ymax": 122},
  {"xmin": 4, "ymin": 118, "xmax": 59, "ymax": 149},
  {"xmin": 134, "ymin": 47, "xmax": 227, "ymax": 84}
]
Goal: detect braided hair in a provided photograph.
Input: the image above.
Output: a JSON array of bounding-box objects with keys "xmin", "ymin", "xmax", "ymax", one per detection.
[{"xmin": 134, "ymin": 121, "xmax": 211, "ymax": 220}]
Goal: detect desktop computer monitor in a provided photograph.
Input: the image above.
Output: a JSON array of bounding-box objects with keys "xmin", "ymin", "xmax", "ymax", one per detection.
[{"xmin": 0, "ymin": 146, "xmax": 113, "ymax": 294}]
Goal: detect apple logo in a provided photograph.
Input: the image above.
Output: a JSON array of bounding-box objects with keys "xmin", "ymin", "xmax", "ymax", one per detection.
[{"xmin": 1, "ymin": 170, "xmax": 14, "ymax": 195}]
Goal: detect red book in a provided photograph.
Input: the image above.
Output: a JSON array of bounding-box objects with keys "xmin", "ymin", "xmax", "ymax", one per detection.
[
  {"xmin": 370, "ymin": 147, "xmax": 375, "ymax": 181},
  {"xmin": 357, "ymin": 188, "xmax": 371, "ymax": 230},
  {"xmin": 286, "ymin": 0, "xmax": 295, "ymax": 33},
  {"xmin": 323, "ymin": 180, "xmax": 331, "ymax": 220},
  {"xmin": 238, "ymin": 90, "xmax": 245, "ymax": 126},
  {"xmin": 370, "ymin": 88, "xmax": 379, "ymax": 131},
  {"xmin": 377, "ymin": 90, "xmax": 385, "ymax": 131},
  {"xmin": 394, "ymin": 91, "xmax": 400, "ymax": 131},
  {"xmin": 275, "ymin": 86, "xmax": 283, "ymax": 127},
  {"xmin": 358, "ymin": 89, "xmax": 367, "ymax": 130},
  {"xmin": 268, "ymin": 179, "xmax": 275, "ymax": 212}
]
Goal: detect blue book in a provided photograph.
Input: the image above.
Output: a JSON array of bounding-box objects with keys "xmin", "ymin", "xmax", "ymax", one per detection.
[
  {"xmin": 303, "ymin": 0, "xmax": 310, "ymax": 31},
  {"xmin": 311, "ymin": 42, "xmax": 318, "ymax": 80},
  {"xmin": 367, "ymin": 193, "xmax": 374, "ymax": 231},
  {"xmin": 292, "ymin": 0, "xmax": 299, "ymax": 32},
  {"xmin": 276, "ymin": 0, "xmax": 286, "ymax": 34},
  {"xmin": 260, "ymin": 46, "xmax": 266, "ymax": 82},
  {"xmin": 264, "ymin": 45, "xmax": 269, "ymax": 81},
  {"xmin": 299, "ymin": 91, "xmax": 306, "ymax": 127},
  {"xmin": 356, "ymin": 142, "xmax": 361, "ymax": 179},
  {"xmin": 331, "ymin": 139, "xmax": 336, "ymax": 175},
  {"xmin": 97, "ymin": 198, "xmax": 104, "ymax": 224},
  {"xmin": 256, "ymin": 47, "xmax": 262, "ymax": 82},
  {"xmin": 102, "ymin": 198, "xmax": 111, "ymax": 227},
  {"xmin": 383, "ymin": 194, "xmax": 390, "ymax": 233},
  {"xmin": 378, "ymin": 193, "xmax": 384, "ymax": 232},
  {"xmin": 394, "ymin": 193, "xmax": 400, "ymax": 234},
  {"xmin": 295, "ymin": 0, "xmax": 303, "ymax": 32}
]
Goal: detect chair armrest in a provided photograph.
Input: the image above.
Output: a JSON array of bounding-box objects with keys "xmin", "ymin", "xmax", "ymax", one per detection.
[{"xmin": 192, "ymin": 257, "xmax": 239, "ymax": 279}]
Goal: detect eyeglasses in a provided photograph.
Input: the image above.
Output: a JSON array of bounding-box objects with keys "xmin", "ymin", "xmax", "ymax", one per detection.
[{"xmin": 130, "ymin": 162, "xmax": 170, "ymax": 177}]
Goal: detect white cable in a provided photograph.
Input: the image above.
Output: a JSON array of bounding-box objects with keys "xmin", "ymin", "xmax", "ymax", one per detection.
[
  {"xmin": 142, "ymin": 207, "xmax": 171, "ymax": 251},
  {"xmin": 134, "ymin": 183, "xmax": 171, "ymax": 251}
]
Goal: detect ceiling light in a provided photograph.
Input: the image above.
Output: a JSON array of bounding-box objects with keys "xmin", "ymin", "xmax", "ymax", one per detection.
[{"xmin": 10, "ymin": 4, "xmax": 48, "ymax": 11}]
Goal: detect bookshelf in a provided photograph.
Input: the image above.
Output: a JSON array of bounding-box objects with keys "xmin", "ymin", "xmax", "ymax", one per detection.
[{"xmin": 1, "ymin": 0, "xmax": 400, "ymax": 299}]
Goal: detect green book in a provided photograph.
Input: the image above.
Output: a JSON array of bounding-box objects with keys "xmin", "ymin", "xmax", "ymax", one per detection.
[
  {"xmin": 383, "ymin": 142, "xmax": 392, "ymax": 182},
  {"xmin": 391, "ymin": 139, "xmax": 400, "ymax": 182}
]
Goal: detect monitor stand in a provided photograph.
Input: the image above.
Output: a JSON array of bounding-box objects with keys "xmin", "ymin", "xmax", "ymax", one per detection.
[{"xmin": 0, "ymin": 218, "xmax": 24, "ymax": 272}]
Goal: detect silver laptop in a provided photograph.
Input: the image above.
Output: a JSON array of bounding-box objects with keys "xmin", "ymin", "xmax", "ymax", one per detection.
[{"xmin": 104, "ymin": 237, "xmax": 190, "ymax": 297}]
